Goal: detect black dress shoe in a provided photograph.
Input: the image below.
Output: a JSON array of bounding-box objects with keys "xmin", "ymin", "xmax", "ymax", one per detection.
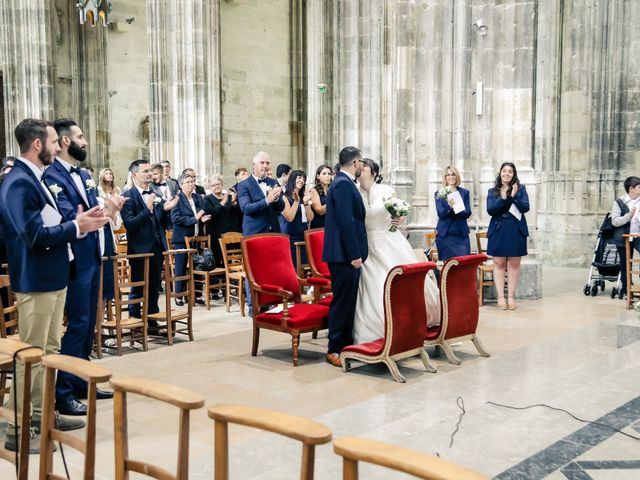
[
  {"xmin": 55, "ymin": 398, "xmax": 87, "ymax": 416},
  {"xmin": 175, "ymin": 299, "xmax": 184, "ymax": 307},
  {"xmin": 194, "ymin": 298, "xmax": 205, "ymax": 305},
  {"xmin": 74, "ymin": 388, "xmax": 114, "ymax": 400}
]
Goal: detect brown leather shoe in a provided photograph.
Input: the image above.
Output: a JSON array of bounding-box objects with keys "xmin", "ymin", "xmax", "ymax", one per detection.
[{"xmin": 325, "ymin": 353, "xmax": 342, "ymax": 368}]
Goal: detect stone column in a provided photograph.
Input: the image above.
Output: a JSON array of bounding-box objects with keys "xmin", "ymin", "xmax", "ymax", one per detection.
[
  {"xmin": 0, "ymin": 0, "xmax": 56, "ymax": 152},
  {"xmin": 147, "ymin": 0, "xmax": 222, "ymax": 177}
]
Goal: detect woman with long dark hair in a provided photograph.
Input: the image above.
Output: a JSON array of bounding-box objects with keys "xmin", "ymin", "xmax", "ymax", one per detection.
[
  {"xmin": 486, "ymin": 162, "xmax": 530, "ymax": 310},
  {"xmin": 309, "ymin": 164, "xmax": 332, "ymax": 228},
  {"xmin": 281, "ymin": 169, "xmax": 314, "ymax": 267}
]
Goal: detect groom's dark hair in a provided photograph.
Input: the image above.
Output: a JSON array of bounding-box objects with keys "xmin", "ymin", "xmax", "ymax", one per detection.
[{"xmin": 338, "ymin": 146, "xmax": 361, "ymax": 166}]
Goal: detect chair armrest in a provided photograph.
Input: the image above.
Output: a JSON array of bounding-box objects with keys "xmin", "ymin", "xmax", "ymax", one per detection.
[
  {"xmin": 0, "ymin": 339, "xmax": 42, "ymax": 363},
  {"xmin": 258, "ymin": 284, "xmax": 293, "ymax": 299},
  {"xmin": 333, "ymin": 437, "xmax": 488, "ymax": 480},
  {"xmin": 42, "ymin": 354, "xmax": 111, "ymax": 382},
  {"xmin": 305, "ymin": 277, "xmax": 331, "ymax": 287},
  {"xmin": 110, "ymin": 376, "xmax": 205, "ymax": 410},
  {"xmin": 208, "ymin": 404, "xmax": 332, "ymax": 446}
]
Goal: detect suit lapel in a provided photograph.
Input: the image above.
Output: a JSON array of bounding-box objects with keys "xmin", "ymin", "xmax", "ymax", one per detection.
[
  {"xmin": 54, "ymin": 160, "xmax": 90, "ymax": 210},
  {"xmin": 16, "ymin": 161, "xmax": 56, "ymax": 209}
]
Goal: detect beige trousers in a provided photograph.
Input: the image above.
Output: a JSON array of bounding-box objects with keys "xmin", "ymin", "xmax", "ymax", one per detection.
[{"xmin": 5, "ymin": 289, "xmax": 66, "ymax": 423}]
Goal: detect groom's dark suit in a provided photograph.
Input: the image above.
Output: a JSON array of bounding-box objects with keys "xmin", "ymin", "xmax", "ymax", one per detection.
[{"xmin": 323, "ymin": 171, "xmax": 368, "ymax": 354}]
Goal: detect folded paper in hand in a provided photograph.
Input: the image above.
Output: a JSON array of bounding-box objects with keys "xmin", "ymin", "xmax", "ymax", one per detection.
[
  {"xmin": 447, "ymin": 190, "xmax": 465, "ymax": 214},
  {"xmin": 41, "ymin": 204, "xmax": 62, "ymax": 227},
  {"xmin": 509, "ymin": 203, "xmax": 522, "ymax": 221}
]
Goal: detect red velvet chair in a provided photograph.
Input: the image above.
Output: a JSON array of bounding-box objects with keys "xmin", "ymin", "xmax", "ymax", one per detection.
[
  {"xmin": 340, "ymin": 262, "xmax": 438, "ymax": 383},
  {"xmin": 425, "ymin": 254, "xmax": 491, "ymax": 365},
  {"xmin": 304, "ymin": 228, "xmax": 332, "ymax": 306},
  {"xmin": 242, "ymin": 233, "xmax": 331, "ymax": 366}
]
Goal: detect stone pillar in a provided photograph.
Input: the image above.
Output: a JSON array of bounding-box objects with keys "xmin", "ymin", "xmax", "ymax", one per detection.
[
  {"xmin": 147, "ymin": 0, "xmax": 222, "ymax": 177},
  {"xmin": 0, "ymin": 0, "xmax": 56, "ymax": 151}
]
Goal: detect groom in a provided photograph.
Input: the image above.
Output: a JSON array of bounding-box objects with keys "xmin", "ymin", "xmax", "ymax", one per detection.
[{"xmin": 323, "ymin": 146, "xmax": 368, "ymax": 367}]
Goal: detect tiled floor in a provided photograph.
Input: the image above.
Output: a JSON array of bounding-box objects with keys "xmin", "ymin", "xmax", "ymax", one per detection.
[{"xmin": 2, "ymin": 266, "xmax": 639, "ymax": 479}]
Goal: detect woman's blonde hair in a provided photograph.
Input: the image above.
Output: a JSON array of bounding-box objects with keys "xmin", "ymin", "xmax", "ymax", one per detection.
[
  {"xmin": 99, "ymin": 168, "xmax": 118, "ymax": 193},
  {"xmin": 442, "ymin": 165, "xmax": 461, "ymax": 187}
]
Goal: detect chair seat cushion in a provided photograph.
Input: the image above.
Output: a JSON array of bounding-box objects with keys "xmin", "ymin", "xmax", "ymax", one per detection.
[
  {"xmin": 257, "ymin": 303, "xmax": 328, "ymax": 330},
  {"xmin": 342, "ymin": 338, "xmax": 385, "ymax": 356},
  {"xmin": 318, "ymin": 295, "xmax": 332, "ymax": 306}
]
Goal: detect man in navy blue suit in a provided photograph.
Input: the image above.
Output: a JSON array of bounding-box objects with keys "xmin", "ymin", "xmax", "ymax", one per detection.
[
  {"xmin": 237, "ymin": 151, "xmax": 285, "ymax": 235},
  {"xmin": 42, "ymin": 118, "xmax": 124, "ymax": 416},
  {"xmin": 121, "ymin": 160, "xmax": 179, "ymax": 322},
  {"xmin": 0, "ymin": 119, "xmax": 108, "ymax": 451},
  {"xmin": 322, "ymin": 146, "xmax": 368, "ymax": 367}
]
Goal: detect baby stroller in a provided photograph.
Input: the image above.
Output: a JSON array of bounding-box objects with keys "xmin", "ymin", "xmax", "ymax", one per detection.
[{"xmin": 583, "ymin": 211, "xmax": 622, "ymax": 298}]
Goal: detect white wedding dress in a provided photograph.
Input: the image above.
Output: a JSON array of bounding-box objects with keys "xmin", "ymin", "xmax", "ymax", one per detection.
[{"xmin": 353, "ymin": 183, "xmax": 441, "ymax": 344}]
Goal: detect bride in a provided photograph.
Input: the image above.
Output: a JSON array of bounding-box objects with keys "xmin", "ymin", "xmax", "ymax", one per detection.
[{"xmin": 353, "ymin": 158, "xmax": 441, "ymax": 344}]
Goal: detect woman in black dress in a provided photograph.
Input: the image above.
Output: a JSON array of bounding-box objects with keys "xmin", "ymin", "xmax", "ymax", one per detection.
[
  {"xmin": 203, "ymin": 174, "xmax": 242, "ymax": 267},
  {"xmin": 281, "ymin": 170, "xmax": 314, "ymax": 267},
  {"xmin": 309, "ymin": 164, "xmax": 332, "ymax": 229}
]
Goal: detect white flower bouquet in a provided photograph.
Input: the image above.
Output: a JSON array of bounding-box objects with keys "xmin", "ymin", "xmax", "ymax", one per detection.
[
  {"xmin": 436, "ymin": 186, "xmax": 453, "ymax": 200},
  {"xmin": 384, "ymin": 196, "xmax": 411, "ymax": 232}
]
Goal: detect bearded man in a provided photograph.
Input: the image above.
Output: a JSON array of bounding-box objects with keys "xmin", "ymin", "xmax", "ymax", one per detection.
[{"xmin": 42, "ymin": 118, "xmax": 124, "ymax": 416}]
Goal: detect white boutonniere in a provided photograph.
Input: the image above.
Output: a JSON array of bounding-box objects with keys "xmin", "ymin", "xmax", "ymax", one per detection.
[
  {"xmin": 85, "ymin": 178, "xmax": 97, "ymax": 191},
  {"xmin": 265, "ymin": 185, "xmax": 272, "ymax": 194},
  {"xmin": 48, "ymin": 184, "xmax": 62, "ymax": 199},
  {"xmin": 153, "ymin": 196, "xmax": 162, "ymax": 206}
]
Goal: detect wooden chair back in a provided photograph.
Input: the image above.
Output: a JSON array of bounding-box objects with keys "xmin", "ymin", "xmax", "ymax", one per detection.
[
  {"xmin": 101, "ymin": 253, "xmax": 152, "ymax": 355},
  {"xmin": 333, "ymin": 437, "xmax": 488, "ymax": 480},
  {"xmin": 39, "ymin": 354, "xmax": 112, "ymax": 479},
  {"xmin": 208, "ymin": 404, "xmax": 332, "ymax": 480},
  {"xmin": 219, "ymin": 232, "xmax": 245, "ymax": 316},
  {"xmin": 0, "ymin": 275, "xmax": 18, "ymax": 338},
  {"xmin": 424, "ymin": 231, "xmax": 439, "ymax": 261},
  {"xmin": 165, "ymin": 229, "xmax": 174, "ymax": 250},
  {"xmin": 149, "ymin": 249, "xmax": 196, "ymax": 345},
  {"xmin": 110, "ymin": 376, "xmax": 205, "ymax": 480},
  {"xmin": 425, "ymin": 255, "xmax": 491, "ymax": 365},
  {"xmin": 0, "ymin": 339, "xmax": 42, "ymax": 480},
  {"xmin": 185, "ymin": 235, "xmax": 225, "ymax": 310},
  {"xmin": 474, "ymin": 230, "xmax": 489, "ymax": 256}
]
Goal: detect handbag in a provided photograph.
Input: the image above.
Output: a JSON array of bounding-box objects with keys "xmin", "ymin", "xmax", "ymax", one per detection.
[{"xmin": 192, "ymin": 247, "xmax": 216, "ymax": 271}]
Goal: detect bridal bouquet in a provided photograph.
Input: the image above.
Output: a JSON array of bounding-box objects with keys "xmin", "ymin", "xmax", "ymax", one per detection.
[
  {"xmin": 436, "ymin": 186, "xmax": 453, "ymax": 200},
  {"xmin": 384, "ymin": 197, "xmax": 411, "ymax": 232}
]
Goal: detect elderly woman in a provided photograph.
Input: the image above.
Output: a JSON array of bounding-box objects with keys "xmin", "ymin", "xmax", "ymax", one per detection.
[
  {"xmin": 98, "ymin": 168, "xmax": 121, "ymax": 198},
  {"xmin": 434, "ymin": 165, "xmax": 472, "ymax": 260},
  {"xmin": 203, "ymin": 174, "xmax": 242, "ymax": 266},
  {"xmin": 171, "ymin": 174, "xmax": 211, "ymax": 305}
]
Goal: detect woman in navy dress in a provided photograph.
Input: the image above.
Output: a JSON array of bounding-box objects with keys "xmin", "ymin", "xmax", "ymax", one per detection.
[
  {"xmin": 434, "ymin": 165, "xmax": 472, "ymax": 260},
  {"xmin": 310, "ymin": 164, "xmax": 332, "ymax": 228},
  {"xmin": 281, "ymin": 170, "xmax": 314, "ymax": 267},
  {"xmin": 486, "ymin": 162, "xmax": 530, "ymax": 310}
]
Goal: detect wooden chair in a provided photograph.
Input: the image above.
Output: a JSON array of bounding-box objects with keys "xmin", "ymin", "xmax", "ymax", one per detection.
[
  {"xmin": 100, "ymin": 253, "xmax": 152, "ymax": 356},
  {"xmin": 424, "ymin": 230, "xmax": 439, "ymax": 262},
  {"xmin": 219, "ymin": 232, "xmax": 246, "ymax": 316},
  {"xmin": 474, "ymin": 230, "xmax": 499, "ymax": 305},
  {"xmin": 425, "ymin": 255, "xmax": 490, "ymax": 365},
  {"xmin": 340, "ymin": 262, "xmax": 438, "ymax": 382},
  {"xmin": 149, "ymin": 249, "xmax": 196, "ymax": 345},
  {"xmin": 209, "ymin": 404, "xmax": 332, "ymax": 480},
  {"xmin": 94, "ymin": 256, "xmax": 110, "ymax": 360},
  {"xmin": 624, "ymin": 234, "xmax": 640, "ymax": 308},
  {"xmin": 39, "ymin": 354, "xmax": 112, "ymax": 479},
  {"xmin": 110, "ymin": 376, "xmax": 205, "ymax": 480},
  {"xmin": 242, "ymin": 233, "xmax": 330, "ymax": 366},
  {"xmin": 333, "ymin": 437, "xmax": 489, "ymax": 480},
  {"xmin": 185, "ymin": 235, "xmax": 226, "ymax": 310},
  {"xmin": 294, "ymin": 240, "xmax": 311, "ymax": 278},
  {"xmin": 0, "ymin": 274, "xmax": 18, "ymax": 338},
  {"xmin": 0, "ymin": 339, "xmax": 42, "ymax": 480},
  {"xmin": 303, "ymin": 228, "xmax": 332, "ymax": 306},
  {"xmin": 165, "ymin": 228, "xmax": 174, "ymax": 250}
]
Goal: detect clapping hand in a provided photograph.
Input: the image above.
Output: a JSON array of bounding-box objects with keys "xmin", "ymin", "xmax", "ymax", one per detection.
[
  {"xmin": 144, "ymin": 193, "xmax": 156, "ymax": 211},
  {"xmin": 510, "ymin": 182, "xmax": 519, "ymax": 197},
  {"xmin": 75, "ymin": 205, "xmax": 109, "ymax": 234},
  {"xmin": 302, "ymin": 190, "xmax": 312, "ymax": 206},
  {"xmin": 196, "ymin": 210, "xmax": 211, "ymax": 223},
  {"xmin": 104, "ymin": 195, "xmax": 127, "ymax": 220},
  {"xmin": 163, "ymin": 195, "xmax": 179, "ymax": 211},
  {"xmin": 229, "ymin": 190, "xmax": 238, "ymax": 205},
  {"xmin": 267, "ymin": 186, "xmax": 282, "ymax": 204}
]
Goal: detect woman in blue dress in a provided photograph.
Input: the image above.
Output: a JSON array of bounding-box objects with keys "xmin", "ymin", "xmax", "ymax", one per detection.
[
  {"xmin": 434, "ymin": 165, "xmax": 472, "ymax": 260},
  {"xmin": 281, "ymin": 170, "xmax": 314, "ymax": 267},
  {"xmin": 486, "ymin": 162, "xmax": 530, "ymax": 310},
  {"xmin": 310, "ymin": 164, "xmax": 332, "ymax": 228}
]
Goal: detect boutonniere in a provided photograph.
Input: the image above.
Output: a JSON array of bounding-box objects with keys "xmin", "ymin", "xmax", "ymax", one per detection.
[
  {"xmin": 153, "ymin": 196, "xmax": 162, "ymax": 206},
  {"xmin": 85, "ymin": 178, "xmax": 97, "ymax": 191},
  {"xmin": 266, "ymin": 185, "xmax": 273, "ymax": 194},
  {"xmin": 48, "ymin": 184, "xmax": 62, "ymax": 200}
]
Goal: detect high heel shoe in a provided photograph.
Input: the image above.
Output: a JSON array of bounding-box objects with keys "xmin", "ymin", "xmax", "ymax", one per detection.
[
  {"xmin": 507, "ymin": 297, "xmax": 517, "ymax": 310},
  {"xmin": 497, "ymin": 298, "xmax": 508, "ymax": 310}
]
